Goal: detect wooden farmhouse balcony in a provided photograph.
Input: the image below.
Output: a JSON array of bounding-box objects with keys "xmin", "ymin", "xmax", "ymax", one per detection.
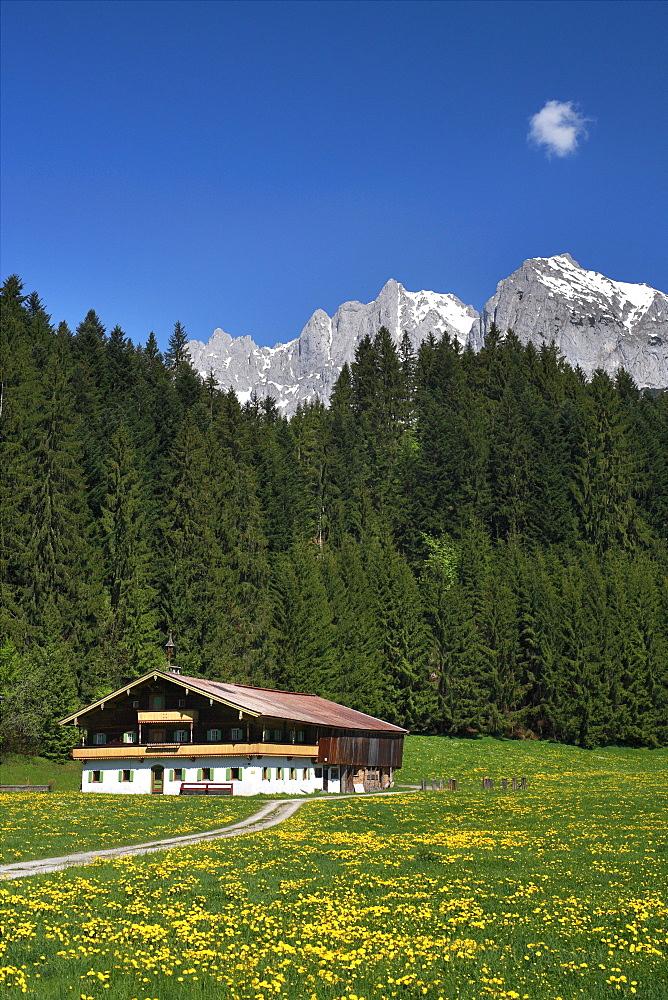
[
  {"xmin": 137, "ymin": 709, "xmax": 198, "ymax": 723},
  {"xmin": 72, "ymin": 741, "xmax": 320, "ymax": 761}
]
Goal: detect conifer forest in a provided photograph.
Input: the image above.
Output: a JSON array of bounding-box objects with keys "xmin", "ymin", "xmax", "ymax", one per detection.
[{"xmin": 1, "ymin": 275, "xmax": 667, "ymax": 758}]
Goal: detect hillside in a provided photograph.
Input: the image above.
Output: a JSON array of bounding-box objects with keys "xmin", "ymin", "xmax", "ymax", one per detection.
[{"xmin": 1, "ymin": 273, "xmax": 668, "ymax": 758}]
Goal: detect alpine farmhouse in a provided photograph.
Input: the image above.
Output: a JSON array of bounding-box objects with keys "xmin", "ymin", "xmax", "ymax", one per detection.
[{"xmin": 59, "ymin": 667, "xmax": 407, "ymax": 795}]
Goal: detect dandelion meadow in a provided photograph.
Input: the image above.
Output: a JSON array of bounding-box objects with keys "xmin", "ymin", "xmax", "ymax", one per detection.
[
  {"xmin": 1, "ymin": 736, "xmax": 666, "ymax": 1000},
  {"xmin": 0, "ymin": 795, "xmax": 258, "ymax": 864}
]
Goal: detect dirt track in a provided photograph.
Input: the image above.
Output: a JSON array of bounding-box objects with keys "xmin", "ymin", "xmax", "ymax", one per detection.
[{"xmin": 0, "ymin": 789, "xmax": 417, "ymax": 881}]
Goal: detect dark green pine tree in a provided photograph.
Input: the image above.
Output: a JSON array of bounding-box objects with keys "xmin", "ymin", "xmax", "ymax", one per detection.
[
  {"xmin": 164, "ymin": 320, "xmax": 201, "ymax": 409},
  {"xmin": 160, "ymin": 416, "xmax": 272, "ymax": 682},
  {"xmin": 419, "ymin": 532, "xmax": 483, "ymax": 735},
  {"xmin": 326, "ymin": 364, "xmax": 370, "ymax": 542},
  {"xmin": 364, "ymin": 536, "xmax": 435, "ymax": 729},
  {"xmin": 133, "ymin": 330, "xmax": 183, "ymax": 496},
  {"xmin": 399, "ymin": 332, "xmax": 489, "ymax": 557},
  {"xmin": 161, "ymin": 416, "xmax": 231, "ymax": 677},
  {"xmin": 268, "ymin": 540, "xmax": 337, "ymax": 696},
  {"xmin": 71, "ymin": 309, "xmax": 111, "ymax": 517},
  {"xmin": 208, "ymin": 432, "xmax": 273, "ymax": 684},
  {"xmin": 24, "ymin": 291, "xmax": 56, "ymax": 371},
  {"xmin": 321, "ymin": 537, "xmax": 384, "ymax": 716},
  {"xmin": 488, "ymin": 379, "xmax": 537, "ymax": 541},
  {"xmin": 291, "ymin": 401, "xmax": 331, "ymax": 551},
  {"xmin": 511, "ymin": 547, "xmax": 560, "ymax": 738},
  {"xmin": 571, "ymin": 371, "xmax": 648, "ymax": 551},
  {"xmin": 250, "ymin": 417, "xmax": 315, "ymax": 552},
  {"xmin": 600, "ymin": 548, "xmax": 668, "ymax": 745},
  {"xmin": 351, "ymin": 335, "xmax": 378, "ymax": 414},
  {"xmin": 106, "ymin": 324, "xmax": 139, "ymax": 429},
  {"xmin": 399, "ymin": 330, "xmax": 417, "ymax": 425},
  {"xmin": 164, "ymin": 321, "xmax": 188, "ymax": 370},
  {"xmin": 24, "ymin": 338, "xmax": 106, "ymax": 694},
  {"xmin": 628, "ymin": 385, "xmax": 668, "ymax": 541},
  {"xmin": 99, "ymin": 425, "xmax": 162, "ymax": 685},
  {"xmin": 358, "ymin": 326, "xmax": 408, "ymax": 514},
  {"xmin": 443, "ymin": 524, "xmax": 499, "ymax": 735},
  {"xmin": 0, "ymin": 275, "xmax": 39, "ymax": 641},
  {"xmin": 471, "ymin": 542, "xmax": 524, "ymax": 736},
  {"xmin": 551, "ymin": 552, "xmax": 608, "ymax": 747}
]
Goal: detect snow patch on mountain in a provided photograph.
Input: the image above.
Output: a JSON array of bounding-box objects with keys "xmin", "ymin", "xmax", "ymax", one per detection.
[{"xmin": 534, "ymin": 254, "xmax": 658, "ymax": 329}]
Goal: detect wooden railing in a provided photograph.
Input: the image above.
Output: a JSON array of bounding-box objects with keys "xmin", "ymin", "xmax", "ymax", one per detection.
[{"xmin": 72, "ymin": 742, "xmax": 319, "ymax": 760}]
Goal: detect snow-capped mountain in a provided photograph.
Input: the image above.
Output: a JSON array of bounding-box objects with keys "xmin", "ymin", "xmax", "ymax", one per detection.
[
  {"xmin": 185, "ymin": 279, "xmax": 478, "ymax": 412},
  {"xmin": 185, "ymin": 256, "xmax": 667, "ymax": 414},
  {"xmin": 477, "ymin": 254, "xmax": 667, "ymax": 389}
]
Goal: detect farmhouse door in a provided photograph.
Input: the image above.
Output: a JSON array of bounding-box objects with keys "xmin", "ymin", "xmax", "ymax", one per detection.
[
  {"xmin": 151, "ymin": 765, "xmax": 164, "ymax": 794},
  {"xmin": 323, "ymin": 768, "xmax": 329, "ymax": 792}
]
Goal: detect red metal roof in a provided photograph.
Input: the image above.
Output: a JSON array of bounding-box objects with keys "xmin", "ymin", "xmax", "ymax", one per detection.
[{"xmin": 177, "ymin": 675, "xmax": 407, "ymax": 733}]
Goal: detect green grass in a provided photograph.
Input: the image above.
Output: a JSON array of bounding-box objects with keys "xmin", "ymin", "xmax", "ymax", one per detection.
[
  {"xmin": 398, "ymin": 732, "xmax": 668, "ymax": 788},
  {"xmin": 1, "ymin": 735, "xmax": 666, "ymax": 1000},
  {"xmin": 0, "ymin": 754, "xmax": 82, "ymax": 792},
  {"xmin": 0, "ymin": 793, "xmax": 260, "ymax": 864}
]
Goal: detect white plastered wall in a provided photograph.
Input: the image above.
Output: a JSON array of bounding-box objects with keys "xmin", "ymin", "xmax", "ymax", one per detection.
[{"xmin": 80, "ymin": 757, "xmax": 342, "ymax": 795}]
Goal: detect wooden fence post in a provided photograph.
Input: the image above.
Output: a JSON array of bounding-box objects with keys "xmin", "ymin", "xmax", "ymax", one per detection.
[
  {"xmin": 421, "ymin": 778, "xmax": 427, "ymax": 791},
  {"xmin": 502, "ymin": 777, "xmax": 508, "ymax": 791},
  {"xmin": 521, "ymin": 776, "xmax": 527, "ymax": 790},
  {"xmin": 448, "ymin": 778, "xmax": 457, "ymax": 791},
  {"xmin": 512, "ymin": 777, "xmax": 517, "ymax": 791}
]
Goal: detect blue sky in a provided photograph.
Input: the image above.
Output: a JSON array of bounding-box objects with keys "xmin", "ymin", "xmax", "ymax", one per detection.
[{"xmin": 2, "ymin": 0, "xmax": 666, "ymax": 351}]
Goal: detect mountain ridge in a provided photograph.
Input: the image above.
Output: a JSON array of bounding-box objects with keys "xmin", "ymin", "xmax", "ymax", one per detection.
[{"xmin": 186, "ymin": 255, "xmax": 667, "ymax": 413}]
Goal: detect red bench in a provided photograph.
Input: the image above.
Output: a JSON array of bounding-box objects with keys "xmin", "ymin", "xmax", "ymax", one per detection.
[{"xmin": 179, "ymin": 782, "xmax": 234, "ymax": 796}]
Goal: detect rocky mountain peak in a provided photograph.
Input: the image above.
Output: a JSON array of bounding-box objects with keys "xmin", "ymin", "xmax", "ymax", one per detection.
[
  {"xmin": 185, "ymin": 257, "xmax": 667, "ymax": 413},
  {"xmin": 479, "ymin": 257, "xmax": 667, "ymax": 388}
]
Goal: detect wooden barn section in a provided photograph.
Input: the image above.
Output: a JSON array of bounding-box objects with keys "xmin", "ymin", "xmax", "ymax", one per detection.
[{"xmin": 317, "ymin": 733, "xmax": 403, "ymax": 792}]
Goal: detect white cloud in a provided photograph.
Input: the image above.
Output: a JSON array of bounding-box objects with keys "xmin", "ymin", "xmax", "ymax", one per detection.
[{"xmin": 528, "ymin": 100, "xmax": 589, "ymax": 158}]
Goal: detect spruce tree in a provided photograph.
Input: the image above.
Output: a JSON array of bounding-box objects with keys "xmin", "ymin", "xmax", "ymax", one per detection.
[
  {"xmin": 99, "ymin": 425, "xmax": 161, "ymax": 685},
  {"xmin": 269, "ymin": 540, "xmax": 337, "ymax": 695}
]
